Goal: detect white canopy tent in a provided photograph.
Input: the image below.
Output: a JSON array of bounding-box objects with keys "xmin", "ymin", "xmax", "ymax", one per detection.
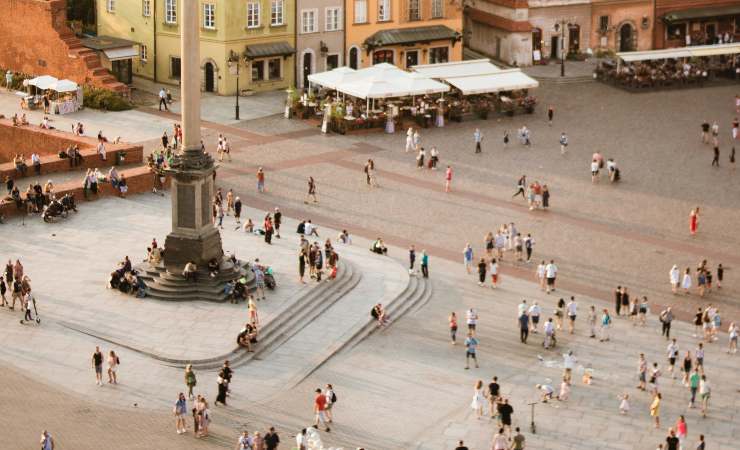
[
  {"xmin": 412, "ymin": 59, "xmax": 501, "ymax": 78},
  {"xmin": 617, "ymin": 42, "xmax": 740, "ymax": 63},
  {"xmin": 27, "ymin": 75, "xmax": 58, "ymax": 90},
  {"xmin": 443, "ymin": 69, "xmax": 539, "ymax": 95},
  {"xmin": 51, "ymin": 79, "xmax": 79, "ymax": 93},
  {"xmin": 307, "ymin": 67, "xmax": 357, "ymax": 90}
]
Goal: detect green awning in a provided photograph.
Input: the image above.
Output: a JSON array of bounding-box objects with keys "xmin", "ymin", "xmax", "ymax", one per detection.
[
  {"xmin": 245, "ymin": 41, "xmax": 295, "ymax": 59},
  {"xmin": 664, "ymin": 5, "xmax": 740, "ymax": 23},
  {"xmin": 364, "ymin": 25, "xmax": 460, "ymax": 48}
]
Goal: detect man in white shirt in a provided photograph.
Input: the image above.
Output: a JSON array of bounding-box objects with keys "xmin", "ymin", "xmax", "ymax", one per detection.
[
  {"xmin": 97, "ymin": 140, "xmax": 106, "ymax": 161},
  {"xmin": 237, "ymin": 431, "xmax": 252, "ymax": 450},
  {"xmin": 666, "ymin": 338, "xmax": 679, "ymax": 378},
  {"xmin": 158, "ymin": 88, "xmax": 168, "ymax": 111},
  {"xmin": 545, "ymin": 260, "xmax": 558, "ymax": 293},
  {"xmin": 566, "ymin": 297, "xmax": 577, "ymax": 334},
  {"xmin": 528, "ymin": 302, "xmax": 541, "ymax": 333},
  {"xmin": 466, "ymin": 308, "xmax": 478, "ymax": 333},
  {"xmin": 562, "ymin": 350, "xmax": 577, "ymax": 383},
  {"xmin": 543, "ymin": 318, "xmax": 555, "ymax": 349},
  {"xmin": 517, "ymin": 299, "xmax": 527, "ymax": 317}
]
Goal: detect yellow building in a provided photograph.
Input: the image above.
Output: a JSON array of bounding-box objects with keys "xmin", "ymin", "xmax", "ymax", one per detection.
[
  {"xmin": 96, "ymin": 0, "xmax": 296, "ymax": 94},
  {"xmin": 344, "ymin": 0, "xmax": 464, "ymax": 69}
]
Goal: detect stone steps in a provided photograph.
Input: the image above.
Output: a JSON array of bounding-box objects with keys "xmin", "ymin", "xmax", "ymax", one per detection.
[{"xmin": 137, "ymin": 260, "xmax": 253, "ymax": 302}]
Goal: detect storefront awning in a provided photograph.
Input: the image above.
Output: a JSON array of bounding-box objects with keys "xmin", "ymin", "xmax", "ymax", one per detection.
[
  {"xmin": 664, "ymin": 5, "xmax": 740, "ymax": 23},
  {"xmin": 245, "ymin": 41, "xmax": 295, "ymax": 59},
  {"xmin": 444, "ymin": 69, "xmax": 539, "ymax": 95},
  {"xmin": 364, "ymin": 25, "xmax": 461, "ymax": 48},
  {"xmin": 617, "ymin": 43, "xmax": 740, "ymax": 62},
  {"xmin": 103, "ymin": 47, "xmax": 139, "ymax": 61},
  {"xmin": 413, "ymin": 59, "xmax": 501, "ymax": 78}
]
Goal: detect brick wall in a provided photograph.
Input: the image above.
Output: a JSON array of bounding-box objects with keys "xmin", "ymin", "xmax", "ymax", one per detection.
[
  {"xmin": 0, "ymin": 0, "xmax": 127, "ymax": 92},
  {"xmin": 0, "ymin": 120, "xmax": 93, "ymax": 163}
]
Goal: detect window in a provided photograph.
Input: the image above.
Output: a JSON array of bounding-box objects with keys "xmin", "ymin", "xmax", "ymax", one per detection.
[
  {"xmin": 140, "ymin": 44, "xmax": 148, "ymax": 62},
  {"xmin": 431, "ymin": 0, "xmax": 443, "ymax": 19},
  {"xmin": 429, "ymin": 46, "xmax": 448, "ymax": 64},
  {"xmin": 599, "ymin": 15, "xmax": 609, "ymax": 32},
  {"xmin": 106, "ymin": 0, "xmax": 115, "ymax": 13},
  {"xmin": 247, "ymin": 1, "xmax": 261, "ymax": 28},
  {"xmin": 268, "ymin": 58, "xmax": 281, "ymax": 80},
  {"xmin": 203, "ymin": 3, "xmax": 215, "ymax": 29},
  {"xmin": 378, "ymin": 0, "xmax": 390, "ymax": 21},
  {"xmin": 408, "ymin": 0, "xmax": 420, "ymax": 21},
  {"xmin": 326, "ymin": 54, "xmax": 339, "ymax": 70},
  {"xmin": 165, "ymin": 0, "xmax": 177, "ymax": 23},
  {"xmin": 142, "ymin": 0, "xmax": 151, "ymax": 16},
  {"xmin": 354, "ymin": 0, "xmax": 367, "ymax": 24},
  {"xmin": 326, "ymin": 7, "xmax": 341, "ymax": 31},
  {"xmin": 301, "ymin": 9, "xmax": 317, "ymax": 33},
  {"xmin": 251, "ymin": 60, "xmax": 264, "ymax": 81},
  {"xmin": 170, "ymin": 56, "xmax": 181, "ymax": 79},
  {"xmin": 271, "ymin": 0, "xmax": 284, "ymax": 25},
  {"xmin": 667, "ymin": 23, "xmax": 686, "ymax": 40},
  {"xmin": 372, "ymin": 49, "xmax": 393, "ymax": 64}
]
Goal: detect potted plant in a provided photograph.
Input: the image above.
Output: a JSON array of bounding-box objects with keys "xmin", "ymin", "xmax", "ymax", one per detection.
[
  {"xmin": 500, "ymin": 98, "xmax": 515, "ymax": 117},
  {"xmin": 521, "ymin": 96, "xmax": 537, "ymax": 114}
]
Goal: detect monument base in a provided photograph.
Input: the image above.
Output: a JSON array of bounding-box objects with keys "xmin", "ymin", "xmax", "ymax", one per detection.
[{"xmin": 163, "ymin": 226, "xmax": 224, "ymax": 274}]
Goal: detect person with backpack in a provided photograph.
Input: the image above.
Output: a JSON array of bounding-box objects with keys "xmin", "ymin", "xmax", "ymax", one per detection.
[
  {"xmin": 660, "ymin": 307, "xmax": 674, "ymax": 340},
  {"xmin": 324, "ymin": 384, "xmax": 336, "ymax": 423},
  {"xmin": 599, "ymin": 309, "xmax": 612, "ymax": 342}
]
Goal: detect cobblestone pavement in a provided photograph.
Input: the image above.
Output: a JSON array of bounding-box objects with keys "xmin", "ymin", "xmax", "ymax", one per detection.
[{"xmin": 2, "ymin": 80, "xmax": 740, "ymax": 449}]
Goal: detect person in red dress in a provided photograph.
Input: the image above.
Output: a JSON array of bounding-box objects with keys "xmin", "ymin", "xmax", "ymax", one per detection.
[{"xmin": 689, "ymin": 207, "xmax": 700, "ymax": 235}]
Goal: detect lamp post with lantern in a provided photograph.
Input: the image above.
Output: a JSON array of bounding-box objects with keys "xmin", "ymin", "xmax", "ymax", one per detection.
[
  {"xmin": 227, "ymin": 50, "xmax": 242, "ymax": 120},
  {"xmin": 554, "ymin": 19, "xmax": 573, "ymax": 77}
]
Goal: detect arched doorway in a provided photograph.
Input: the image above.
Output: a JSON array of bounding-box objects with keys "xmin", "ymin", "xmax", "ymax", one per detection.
[
  {"xmin": 349, "ymin": 46, "xmax": 359, "ymax": 70},
  {"xmin": 204, "ymin": 62, "xmax": 215, "ymax": 92},
  {"xmin": 619, "ymin": 23, "xmax": 635, "ymax": 52},
  {"xmin": 567, "ymin": 24, "xmax": 580, "ymax": 54},
  {"xmin": 302, "ymin": 51, "xmax": 313, "ymax": 88},
  {"xmin": 532, "ymin": 28, "xmax": 542, "ymax": 62}
]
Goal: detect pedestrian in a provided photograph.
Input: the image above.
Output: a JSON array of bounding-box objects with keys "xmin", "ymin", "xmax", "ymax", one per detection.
[
  {"xmin": 666, "ymin": 338, "xmax": 679, "ymax": 379},
  {"xmin": 405, "ymin": 127, "xmax": 414, "ymax": 152},
  {"xmin": 650, "ymin": 392, "xmax": 662, "ymax": 428},
  {"xmin": 543, "ymin": 318, "xmax": 555, "ymax": 349},
  {"xmin": 689, "ymin": 207, "xmax": 699, "ymax": 235},
  {"xmin": 454, "ymin": 440, "xmax": 469, "ymax": 450},
  {"xmin": 497, "ymin": 399, "xmax": 514, "ymax": 437},
  {"xmin": 669, "ymin": 265, "xmax": 680, "ymax": 293},
  {"xmin": 40, "ymin": 431, "xmax": 54, "ymax": 450},
  {"xmin": 413, "ymin": 129, "xmax": 421, "ymax": 150},
  {"xmin": 524, "ymin": 234, "xmax": 534, "ymax": 262},
  {"xmin": 313, "ymin": 388, "xmax": 331, "ymax": 432},
  {"xmin": 681, "ymin": 351, "xmax": 693, "ymax": 385},
  {"xmin": 566, "ymin": 297, "xmax": 577, "ymax": 334},
  {"xmin": 420, "ymin": 250, "xmax": 429, "ymax": 278},
  {"xmin": 217, "ymin": 202, "xmax": 224, "ymax": 229},
  {"xmin": 477, "ymin": 257, "xmax": 487, "ymax": 286},
  {"xmin": 487, "ymin": 376, "xmax": 500, "ymax": 418},
  {"xmin": 681, "ymin": 268, "xmax": 692, "ymax": 294},
  {"xmin": 408, "ymin": 245, "xmax": 416, "ymax": 274},
  {"xmin": 696, "ymin": 435, "xmax": 705, "ymax": 450},
  {"xmin": 503, "ymin": 130, "xmax": 509, "ymax": 148},
  {"xmin": 464, "ymin": 332, "xmax": 479, "ymax": 369},
  {"xmin": 449, "ymin": 312, "xmax": 458, "ymax": 345},
  {"xmin": 236, "ymin": 431, "xmax": 252, "ymax": 450},
  {"xmin": 324, "ymin": 384, "xmax": 336, "ymax": 423},
  {"xmin": 545, "ymin": 260, "xmax": 557, "ymax": 293},
  {"xmin": 559, "ymin": 132, "xmax": 568, "ymax": 155},
  {"xmin": 470, "ymin": 380, "xmax": 485, "ymax": 418},
  {"xmin": 158, "ymin": 87, "xmax": 168, "ymax": 111},
  {"xmin": 215, "ymin": 370, "xmax": 228, "ymax": 406},
  {"xmin": 445, "ymin": 165, "xmax": 452, "ymax": 192},
  {"xmin": 174, "ymin": 393, "xmax": 188, "ymax": 434},
  {"xmin": 462, "ymin": 244, "xmax": 473, "ymax": 273},
  {"xmin": 4, "ymin": 70, "xmax": 12, "ymax": 91},
  {"xmin": 474, "ymin": 128, "xmax": 482, "ymax": 153},
  {"xmin": 695, "ymin": 342, "xmax": 704, "ymax": 369},
  {"xmin": 273, "ymin": 208, "xmax": 281, "ymax": 238},
  {"xmin": 729, "ymin": 321, "xmax": 738, "ymax": 353},
  {"xmin": 257, "ymin": 167, "xmax": 265, "ymax": 192},
  {"xmin": 587, "ymin": 305, "xmax": 597, "ymax": 338},
  {"xmin": 699, "ymin": 375, "xmax": 711, "ymax": 417},
  {"xmin": 92, "ymin": 346, "xmax": 104, "ymax": 386},
  {"xmin": 688, "ymin": 368, "xmax": 700, "ymax": 408},
  {"xmin": 660, "ymin": 306, "xmax": 673, "ymax": 339},
  {"xmin": 712, "ymin": 145, "xmax": 720, "ymax": 166},
  {"xmin": 264, "ymin": 427, "xmax": 280, "ymax": 450},
  {"xmin": 730, "ymin": 147, "xmax": 736, "ymax": 170},
  {"xmin": 511, "ymin": 427, "xmax": 525, "ymax": 450},
  {"xmin": 491, "ymin": 428, "xmax": 508, "ymax": 450},
  {"xmin": 429, "ymin": 147, "xmax": 439, "ymax": 170},
  {"xmin": 619, "ymin": 393, "xmax": 630, "ymax": 414},
  {"xmin": 512, "ymin": 175, "xmax": 526, "ymax": 199},
  {"xmin": 599, "ymin": 309, "xmax": 611, "ymax": 342},
  {"xmin": 711, "ymin": 121, "xmax": 719, "ymax": 146},
  {"xmin": 541, "ymin": 184, "xmax": 550, "ymax": 209},
  {"xmin": 536, "ymin": 260, "xmax": 546, "ymax": 291},
  {"xmin": 490, "ymin": 258, "xmax": 499, "ymax": 288},
  {"xmin": 675, "ymin": 415, "xmax": 687, "ymax": 447},
  {"xmin": 107, "ymin": 350, "xmax": 119, "ymax": 384},
  {"xmin": 665, "ymin": 428, "xmax": 679, "ymax": 450},
  {"xmin": 700, "ymin": 120, "xmax": 710, "ymax": 144},
  {"xmin": 304, "ymin": 176, "xmax": 318, "ymax": 204},
  {"xmin": 519, "ymin": 310, "xmax": 529, "ymax": 343},
  {"xmin": 562, "ymin": 350, "xmax": 576, "ymax": 383},
  {"xmin": 547, "ymin": 105, "xmax": 554, "ymax": 126},
  {"xmin": 181, "ymin": 365, "xmax": 197, "ymax": 403}
]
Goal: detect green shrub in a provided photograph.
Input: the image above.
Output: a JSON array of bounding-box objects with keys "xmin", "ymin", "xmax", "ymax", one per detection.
[
  {"xmin": 0, "ymin": 67, "xmax": 32, "ymax": 91},
  {"xmin": 83, "ymin": 86, "xmax": 132, "ymax": 111}
]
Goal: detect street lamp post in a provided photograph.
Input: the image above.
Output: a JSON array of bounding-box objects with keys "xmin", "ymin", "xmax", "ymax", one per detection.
[
  {"xmin": 228, "ymin": 51, "xmax": 241, "ymax": 120},
  {"xmin": 555, "ymin": 19, "xmax": 568, "ymax": 77}
]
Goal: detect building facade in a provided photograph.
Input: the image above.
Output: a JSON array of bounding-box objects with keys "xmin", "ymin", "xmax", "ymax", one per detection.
[
  {"xmin": 527, "ymin": 0, "xmax": 592, "ymax": 63},
  {"xmin": 589, "ymin": 0, "xmax": 653, "ymax": 53},
  {"xmin": 97, "ymin": 0, "xmax": 296, "ymax": 94},
  {"xmin": 345, "ymin": 0, "xmax": 464, "ymax": 70},
  {"xmin": 296, "ymin": 0, "xmax": 345, "ymax": 88},
  {"xmin": 654, "ymin": 1, "xmax": 740, "ymax": 49}
]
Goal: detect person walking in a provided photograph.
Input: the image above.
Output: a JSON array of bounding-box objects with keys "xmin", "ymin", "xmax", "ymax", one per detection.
[
  {"xmin": 689, "ymin": 207, "xmax": 699, "ymax": 235},
  {"xmin": 92, "ymin": 346, "xmax": 104, "ymax": 386},
  {"xmin": 40, "ymin": 431, "xmax": 55, "ymax": 450},
  {"xmin": 699, "ymin": 375, "xmax": 711, "ymax": 418},
  {"xmin": 545, "ymin": 260, "xmax": 558, "ymax": 293},
  {"xmin": 712, "ymin": 145, "xmax": 720, "ymax": 167},
  {"xmin": 463, "ymin": 244, "xmax": 473, "ymax": 274},
  {"xmin": 669, "ymin": 265, "xmax": 680, "ymax": 294},
  {"xmin": 107, "ymin": 350, "xmax": 119, "ymax": 384},
  {"xmin": 408, "ymin": 245, "xmax": 416, "ymax": 275},
  {"xmin": 566, "ymin": 297, "xmax": 577, "ymax": 334},
  {"xmin": 474, "ymin": 128, "xmax": 483, "ymax": 153},
  {"xmin": 416, "ymin": 147, "xmax": 426, "ymax": 169},
  {"xmin": 519, "ymin": 310, "xmax": 530, "ymax": 343},
  {"xmin": 405, "ymin": 127, "xmax": 414, "ymax": 152},
  {"xmin": 185, "ymin": 364, "xmax": 197, "ymax": 399},
  {"xmin": 487, "ymin": 376, "xmax": 500, "ymax": 418},
  {"xmin": 313, "ymin": 388, "xmax": 331, "ymax": 432},
  {"xmin": 490, "ymin": 258, "xmax": 499, "ymax": 288},
  {"xmin": 464, "ymin": 332, "xmax": 480, "ymax": 369},
  {"xmin": 599, "ymin": 309, "xmax": 611, "ymax": 342},
  {"xmin": 512, "ymin": 175, "xmax": 526, "ymax": 199},
  {"xmin": 470, "ymin": 380, "xmax": 485, "ymax": 419},
  {"xmin": 559, "ymin": 132, "xmax": 568, "ymax": 155},
  {"xmin": 273, "ymin": 208, "xmax": 282, "ymax": 238},
  {"xmin": 420, "ymin": 250, "xmax": 429, "ymax": 278},
  {"xmin": 587, "ymin": 305, "xmax": 597, "ymax": 338},
  {"xmin": 681, "ymin": 268, "xmax": 692, "ymax": 294},
  {"xmin": 158, "ymin": 87, "xmax": 169, "ymax": 111},
  {"xmin": 637, "ymin": 353, "xmax": 648, "ymax": 391},
  {"xmin": 524, "ymin": 234, "xmax": 534, "ymax": 262},
  {"xmin": 264, "ymin": 427, "xmax": 280, "ymax": 450},
  {"xmin": 660, "ymin": 307, "xmax": 674, "ymax": 339},
  {"xmin": 174, "ymin": 393, "xmax": 188, "ymax": 434},
  {"xmin": 650, "ymin": 392, "xmax": 662, "ymax": 428},
  {"xmin": 445, "ymin": 165, "xmax": 453, "ymax": 192},
  {"xmin": 257, "ymin": 167, "xmax": 266, "ymax": 193},
  {"xmin": 503, "ymin": 130, "xmax": 510, "ymax": 148},
  {"xmin": 547, "ymin": 105, "xmax": 554, "ymax": 126},
  {"xmin": 324, "ymin": 384, "xmax": 336, "ymax": 423},
  {"xmin": 529, "ymin": 301, "xmax": 541, "ymax": 334},
  {"xmin": 730, "ymin": 147, "xmax": 736, "ymax": 170},
  {"xmin": 477, "ymin": 257, "xmax": 487, "ymax": 286},
  {"xmin": 666, "ymin": 339, "xmax": 679, "ymax": 379},
  {"xmin": 305, "ymin": 177, "xmax": 318, "ymax": 204},
  {"xmin": 449, "ymin": 312, "xmax": 458, "ymax": 345}
]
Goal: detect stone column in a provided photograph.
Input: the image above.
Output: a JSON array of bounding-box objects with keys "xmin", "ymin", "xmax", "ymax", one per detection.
[{"xmin": 181, "ymin": 0, "xmax": 200, "ymax": 153}]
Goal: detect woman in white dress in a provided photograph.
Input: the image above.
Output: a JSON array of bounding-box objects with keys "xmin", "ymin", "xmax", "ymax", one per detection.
[
  {"xmin": 470, "ymin": 380, "xmax": 485, "ymax": 419},
  {"xmin": 682, "ymin": 268, "xmax": 692, "ymax": 294},
  {"xmin": 669, "ymin": 265, "xmax": 680, "ymax": 294}
]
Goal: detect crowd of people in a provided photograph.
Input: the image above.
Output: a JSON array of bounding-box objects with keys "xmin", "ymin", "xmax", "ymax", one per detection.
[{"xmin": 1, "ymin": 259, "xmax": 37, "ymax": 322}]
